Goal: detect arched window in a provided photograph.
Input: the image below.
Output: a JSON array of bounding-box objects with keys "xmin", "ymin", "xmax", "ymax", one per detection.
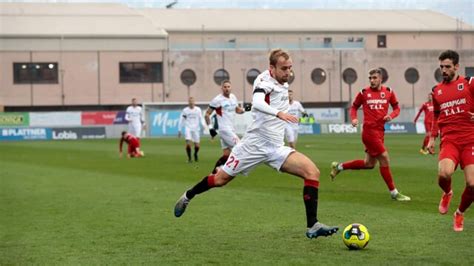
[
  {"xmin": 180, "ymin": 69, "xmax": 196, "ymax": 86},
  {"xmin": 246, "ymin": 68, "xmax": 260, "ymax": 85},
  {"xmin": 379, "ymin": 67, "xmax": 389, "ymax": 84},
  {"xmin": 405, "ymin": 68, "xmax": 419, "ymax": 84},
  {"xmin": 213, "ymin": 69, "xmax": 230, "ymax": 85},
  {"xmin": 434, "ymin": 68, "xmax": 443, "ymax": 83},
  {"xmin": 342, "ymin": 68, "xmax": 358, "ymax": 85},
  {"xmin": 311, "ymin": 68, "xmax": 326, "ymax": 85}
]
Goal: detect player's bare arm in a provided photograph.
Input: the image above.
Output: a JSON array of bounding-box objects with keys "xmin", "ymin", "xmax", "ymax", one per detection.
[
  {"xmin": 277, "ymin": 111, "xmax": 298, "ymax": 123},
  {"xmin": 427, "ymin": 137, "xmax": 436, "ymax": 154},
  {"xmin": 351, "ymin": 119, "xmax": 358, "ymax": 127},
  {"xmin": 205, "ymin": 107, "xmax": 213, "ymax": 125}
]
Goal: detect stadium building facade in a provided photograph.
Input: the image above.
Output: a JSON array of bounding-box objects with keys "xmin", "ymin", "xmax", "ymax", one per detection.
[{"xmin": 1, "ymin": 3, "xmax": 473, "ymax": 110}]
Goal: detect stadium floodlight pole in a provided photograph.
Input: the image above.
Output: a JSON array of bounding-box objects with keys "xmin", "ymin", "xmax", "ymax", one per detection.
[{"xmin": 241, "ymin": 68, "xmax": 246, "ymax": 103}]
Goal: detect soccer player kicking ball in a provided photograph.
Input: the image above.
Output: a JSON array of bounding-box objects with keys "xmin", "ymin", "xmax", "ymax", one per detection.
[
  {"xmin": 427, "ymin": 50, "xmax": 474, "ymax": 232},
  {"xmin": 119, "ymin": 131, "xmax": 144, "ymax": 158},
  {"xmin": 174, "ymin": 49, "xmax": 338, "ymax": 239},
  {"xmin": 330, "ymin": 68, "xmax": 411, "ymax": 202}
]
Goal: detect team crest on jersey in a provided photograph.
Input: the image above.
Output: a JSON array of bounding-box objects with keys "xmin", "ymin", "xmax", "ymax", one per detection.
[
  {"xmin": 458, "ymin": 83, "xmax": 464, "ymax": 91},
  {"xmin": 367, "ymin": 93, "xmax": 372, "ymax": 98},
  {"xmin": 380, "ymin": 92, "xmax": 385, "ymax": 99},
  {"xmin": 438, "ymin": 89, "xmax": 442, "ymax": 95}
]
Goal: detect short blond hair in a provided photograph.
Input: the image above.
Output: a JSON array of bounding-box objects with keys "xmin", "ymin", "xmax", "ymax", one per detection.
[
  {"xmin": 368, "ymin": 68, "xmax": 382, "ymax": 76},
  {"xmin": 269, "ymin": 49, "xmax": 290, "ymax": 66}
]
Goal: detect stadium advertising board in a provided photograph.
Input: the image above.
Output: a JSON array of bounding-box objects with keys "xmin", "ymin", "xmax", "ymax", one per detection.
[
  {"xmin": 0, "ymin": 113, "xmax": 30, "ymax": 126},
  {"xmin": 305, "ymin": 108, "xmax": 344, "ymax": 123},
  {"xmin": 30, "ymin": 112, "xmax": 81, "ymax": 127},
  {"xmin": 149, "ymin": 110, "xmax": 181, "ymax": 136},
  {"xmin": 384, "ymin": 123, "xmax": 417, "ymax": 134},
  {"xmin": 0, "ymin": 128, "xmax": 51, "ymax": 140},
  {"xmin": 298, "ymin": 123, "xmax": 321, "ymax": 134},
  {"xmin": 114, "ymin": 111, "xmax": 128, "ymax": 124},
  {"xmin": 415, "ymin": 122, "xmax": 426, "ymax": 134},
  {"xmin": 324, "ymin": 124, "xmax": 358, "ymax": 134},
  {"xmin": 81, "ymin": 111, "xmax": 127, "ymax": 125},
  {"xmin": 51, "ymin": 127, "xmax": 106, "ymax": 140}
]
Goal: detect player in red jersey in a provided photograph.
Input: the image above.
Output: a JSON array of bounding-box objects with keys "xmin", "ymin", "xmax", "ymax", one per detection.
[
  {"xmin": 413, "ymin": 92, "xmax": 435, "ymax": 155},
  {"xmin": 330, "ymin": 68, "xmax": 411, "ymax": 201},
  {"xmin": 119, "ymin": 131, "xmax": 144, "ymax": 158},
  {"xmin": 427, "ymin": 50, "xmax": 474, "ymax": 232}
]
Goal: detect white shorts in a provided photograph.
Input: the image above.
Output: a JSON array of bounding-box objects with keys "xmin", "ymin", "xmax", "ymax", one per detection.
[
  {"xmin": 285, "ymin": 125, "xmax": 299, "ymax": 143},
  {"xmin": 185, "ymin": 128, "xmax": 200, "ymax": 143},
  {"xmin": 129, "ymin": 123, "xmax": 142, "ymax": 138},
  {"xmin": 219, "ymin": 129, "xmax": 240, "ymax": 149},
  {"xmin": 221, "ymin": 134, "xmax": 295, "ymax": 177}
]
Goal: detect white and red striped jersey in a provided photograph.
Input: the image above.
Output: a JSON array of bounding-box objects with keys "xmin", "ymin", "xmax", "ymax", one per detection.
[
  {"xmin": 287, "ymin": 100, "xmax": 305, "ymax": 129},
  {"xmin": 245, "ymin": 70, "xmax": 290, "ymax": 144},
  {"xmin": 209, "ymin": 93, "xmax": 239, "ymax": 131},
  {"xmin": 178, "ymin": 106, "xmax": 204, "ymax": 131}
]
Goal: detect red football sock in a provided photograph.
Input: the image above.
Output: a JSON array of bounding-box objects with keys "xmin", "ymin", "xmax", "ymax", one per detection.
[
  {"xmin": 422, "ymin": 136, "xmax": 429, "ymax": 148},
  {"xmin": 438, "ymin": 176, "xmax": 452, "ymax": 194},
  {"xmin": 458, "ymin": 186, "xmax": 474, "ymax": 213},
  {"xmin": 379, "ymin": 166, "xmax": 396, "ymax": 191},
  {"xmin": 342, "ymin": 160, "xmax": 366, "ymax": 170}
]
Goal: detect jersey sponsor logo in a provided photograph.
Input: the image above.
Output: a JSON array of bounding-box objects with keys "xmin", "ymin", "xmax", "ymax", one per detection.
[
  {"xmin": 366, "ymin": 99, "xmax": 387, "ymax": 110},
  {"xmin": 440, "ymin": 98, "xmax": 466, "ymax": 117},
  {"xmin": 457, "ymin": 83, "xmax": 464, "ymax": 91},
  {"xmin": 366, "ymin": 99, "xmax": 388, "ymax": 104},
  {"xmin": 439, "ymin": 98, "xmax": 466, "ymax": 109}
]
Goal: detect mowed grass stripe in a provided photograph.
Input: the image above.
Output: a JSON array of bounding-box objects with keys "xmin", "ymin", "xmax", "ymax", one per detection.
[{"xmin": 0, "ymin": 135, "xmax": 473, "ymax": 264}]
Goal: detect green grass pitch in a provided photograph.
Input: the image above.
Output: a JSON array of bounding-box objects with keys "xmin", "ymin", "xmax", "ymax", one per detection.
[{"xmin": 1, "ymin": 134, "xmax": 473, "ymax": 264}]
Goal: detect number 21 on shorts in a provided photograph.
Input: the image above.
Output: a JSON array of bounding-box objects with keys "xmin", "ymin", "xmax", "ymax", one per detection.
[{"xmin": 226, "ymin": 155, "xmax": 240, "ymax": 170}]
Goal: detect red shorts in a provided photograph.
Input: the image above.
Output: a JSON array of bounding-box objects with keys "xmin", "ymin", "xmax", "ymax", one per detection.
[
  {"xmin": 362, "ymin": 130, "xmax": 386, "ymax": 157},
  {"xmin": 439, "ymin": 141, "xmax": 474, "ymax": 169},
  {"xmin": 128, "ymin": 138, "xmax": 141, "ymax": 156}
]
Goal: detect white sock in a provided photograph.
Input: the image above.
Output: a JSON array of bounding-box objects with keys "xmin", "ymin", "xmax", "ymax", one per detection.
[
  {"xmin": 456, "ymin": 209, "xmax": 463, "ymax": 215},
  {"xmin": 390, "ymin": 189, "xmax": 399, "ymax": 197}
]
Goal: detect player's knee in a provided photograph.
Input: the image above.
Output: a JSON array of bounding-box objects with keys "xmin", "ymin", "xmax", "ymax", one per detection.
[
  {"xmin": 364, "ymin": 161, "xmax": 376, "ymax": 169},
  {"xmin": 214, "ymin": 174, "xmax": 232, "ymax": 187},
  {"xmin": 304, "ymin": 166, "xmax": 320, "ymax": 180},
  {"xmin": 223, "ymin": 149, "xmax": 231, "ymax": 156},
  {"xmin": 438, "ymin": 170, "xmax": 453, "ymax": 180},
  {"xmin": 465, "ymin": 180, "xmax": 474, "ymax": 189}
]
